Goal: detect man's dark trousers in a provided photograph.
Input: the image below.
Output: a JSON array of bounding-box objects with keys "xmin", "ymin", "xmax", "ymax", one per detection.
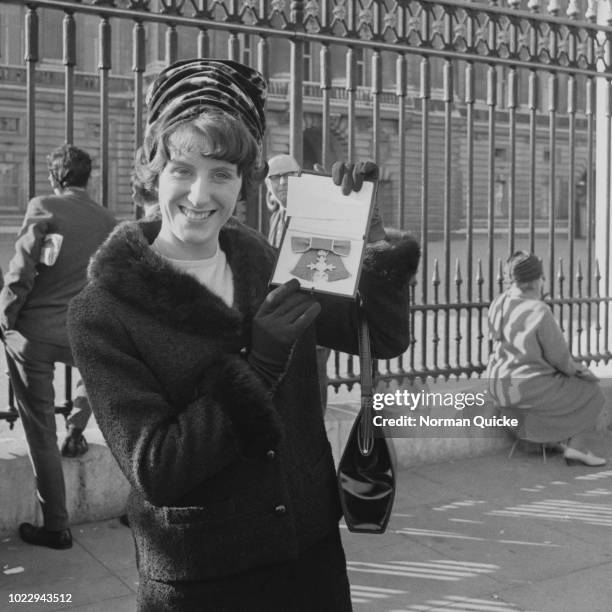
[{"xmin": 4, "ymin": 331, "xmax": 90, "ymax": 531}]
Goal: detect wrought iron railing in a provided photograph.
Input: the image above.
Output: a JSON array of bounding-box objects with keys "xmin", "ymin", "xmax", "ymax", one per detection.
[{"xmin": 1, "ymin": 0, "xmax": 611, "ymax": 424}]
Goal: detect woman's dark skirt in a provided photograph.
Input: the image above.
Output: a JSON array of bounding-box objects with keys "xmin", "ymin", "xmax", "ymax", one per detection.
[{"xmin": 137, "ymin": 527, "xmax": 353, "ymax": 611}]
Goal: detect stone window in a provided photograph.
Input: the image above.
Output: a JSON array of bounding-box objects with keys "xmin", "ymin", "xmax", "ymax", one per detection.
[{"xmin": 0, "ymin": 161, "xmax": 23, "ymax": 211}]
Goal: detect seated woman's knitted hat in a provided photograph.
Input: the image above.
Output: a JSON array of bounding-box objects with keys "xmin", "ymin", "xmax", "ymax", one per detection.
[
  {"xmin": 145, "ymin": 58, "xmax": 267, "ymax": 146},
  {"xmin": 508, "ymin": 251, "xmax": 543, "ymax": 282}
]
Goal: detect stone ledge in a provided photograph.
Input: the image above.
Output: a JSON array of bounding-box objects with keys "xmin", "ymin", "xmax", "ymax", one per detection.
[
  {"xmin": 0, "ymin": 427, "xmax": 130, "ymax": 537},
  {"xmin": 327, "ymin": 374, "xmax": 612, "ymax": 468}
]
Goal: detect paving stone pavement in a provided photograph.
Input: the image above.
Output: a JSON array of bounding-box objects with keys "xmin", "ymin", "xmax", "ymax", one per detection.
[{"xmin": 2, "ymin": 438, "xmax": 612, "ymax": 612}]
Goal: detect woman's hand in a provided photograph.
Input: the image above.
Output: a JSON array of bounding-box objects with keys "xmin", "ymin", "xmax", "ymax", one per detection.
[
  {"xmin": 248, "ymin": 279, "xmax": 321, "ymax": 385},
  {"xmin": 331, "ymin": 161, "xmax": 386, "ymax": 243}
]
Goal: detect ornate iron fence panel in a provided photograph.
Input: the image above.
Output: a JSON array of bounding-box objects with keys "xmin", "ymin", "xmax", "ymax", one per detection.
[{"xmin": 1, "ymin": 0, "xmax": 612, "ymax": 421}]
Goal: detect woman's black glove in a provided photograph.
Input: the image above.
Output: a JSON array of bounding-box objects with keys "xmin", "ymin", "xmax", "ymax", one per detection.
[
  {"xmin": 331, "ymin": 161, "xmax": 386, "ymax": 243},
  {"xmin": 248, "ymin": 279, "xmax": 321, "ymax": 386}
]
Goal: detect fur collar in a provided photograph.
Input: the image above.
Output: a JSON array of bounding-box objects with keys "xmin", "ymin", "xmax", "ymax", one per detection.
[{"xmin": 87, "ymin": 217, "xmax": 275, "ymax": 338}]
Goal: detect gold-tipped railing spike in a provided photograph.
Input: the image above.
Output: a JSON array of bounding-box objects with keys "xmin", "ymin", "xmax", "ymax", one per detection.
[
  {"xmin": 455, "ymin": 258, "xmax": 463, "ymax": 291},
  {"xmin": 476, "ymin": 259, "xmax": 484, "ymax": 295},
  {"xmin": 566, "ymin": 0, "xmax": 579, "ymax": 19},
  {"xmin": 455, "ymin": 258, "xmax": 463, "ymax": 374},
  {"xmin": 528, "ymin": 0, "xmax": 540, "ymax": 13},
  {"xmin": 585, "ymin": 0, "xmax": 597, "ymax": 22},
  {"xmin": 557, "ymin": 258, "xmax": 566, "ymax": 333},
  {"xmin": 475, "ymin": 258, "xmax": 485, "ymax": 369},
  {"xmin": 431, "ymin": 259, "xmax": 441, "ymax": 372},
  {"xmin": 557, "ymin": 257, "xmax": 565, "ymax": 287},
  {"xmin": 497, "ymin": 258, "xmax": 504, "ymax": 294},
  {"xmin": 547, "ymin": 0, "xmax": 560, "ymax": 16},
  {"xmin": 595, "ymin": 259, "xmax": 602, "ymax": 355},
  {"xmin": 408, "ymin": 274, "xmax": 418, "ymax": 378},
  {"xmin": 432, "ymin": 258, "xmax": 440, "ymax": 288},
  {"xmin": 576, "ymin": 260, "xmax": 584, "ymax": 356}
]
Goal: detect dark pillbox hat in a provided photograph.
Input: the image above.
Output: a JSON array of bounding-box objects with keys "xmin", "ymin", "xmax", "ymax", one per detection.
[
  {"xmin": 509, "ymin": 252, "xmax": 543, "ymax": 282},
  {"xmin": 145, "ymin": 58, "xmax": 267, "ymax": 145}
]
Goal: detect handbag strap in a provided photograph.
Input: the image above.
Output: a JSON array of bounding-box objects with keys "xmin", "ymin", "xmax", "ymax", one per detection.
[{"xmin": 357, "ymin": 295, "xmax": 375, "ymax": 457}]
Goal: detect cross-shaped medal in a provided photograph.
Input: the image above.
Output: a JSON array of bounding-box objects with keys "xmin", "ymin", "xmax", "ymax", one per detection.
[{"xmin": 307, "ymin": 250, "xmax": 336, "ymax": 282}]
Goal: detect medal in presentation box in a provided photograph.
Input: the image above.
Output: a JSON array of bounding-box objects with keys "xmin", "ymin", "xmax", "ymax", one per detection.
[{"xmin": 270, "ymin": 172, "xmax": 378, "ymax": 299}]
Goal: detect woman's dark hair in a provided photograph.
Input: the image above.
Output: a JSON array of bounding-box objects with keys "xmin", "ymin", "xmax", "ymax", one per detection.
[
  {"xmin": 46, "ymin": 145, "xmax": 92, "ymax": 188},
  {"xmin": 132, "ymin": 110, "xmax": 267, "ymax": 205}
]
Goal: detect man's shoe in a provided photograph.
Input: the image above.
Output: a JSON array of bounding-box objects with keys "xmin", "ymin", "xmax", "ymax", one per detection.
[
  {"xmin": 61, "ymin": 432, "xmax": 89, "ymax": 458},
  {"xmin": 18, "ymin": 523, "xmax": 73, "ymax": 550}
]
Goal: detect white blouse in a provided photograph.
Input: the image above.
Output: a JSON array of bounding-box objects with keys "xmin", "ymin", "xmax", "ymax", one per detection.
[{"xmin": 155, "ymin": 243, "xmax": 235, "ymax": 307}]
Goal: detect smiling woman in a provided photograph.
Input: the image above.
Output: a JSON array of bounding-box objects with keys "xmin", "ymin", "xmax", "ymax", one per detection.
[
  {"xmin": 153, "ymin": 126, "xmax": 244, "ymax": 260},
  {"xmin": 67, "ymin": 58, "xmax": 420, "ymax": 612}
]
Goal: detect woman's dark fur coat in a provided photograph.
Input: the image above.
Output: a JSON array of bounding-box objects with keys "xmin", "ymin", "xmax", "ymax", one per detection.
[{"xmin": 68, "ymin": 217, "xmax": 419, "ymax": 584}]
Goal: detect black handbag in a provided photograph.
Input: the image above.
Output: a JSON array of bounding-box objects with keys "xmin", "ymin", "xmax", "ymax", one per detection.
[{"xmin": 336, "ymin": 301, "xmax": 396, "ymax": 534}]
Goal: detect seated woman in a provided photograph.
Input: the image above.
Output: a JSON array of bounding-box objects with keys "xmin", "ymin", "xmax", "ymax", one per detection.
[
  {"xmin": 67, "ymin": 58, "xmax": 420, "ymax": 611},
  {"xmin": 486, "ymin": 251, "xmax": 607, "ymax": 467}
]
